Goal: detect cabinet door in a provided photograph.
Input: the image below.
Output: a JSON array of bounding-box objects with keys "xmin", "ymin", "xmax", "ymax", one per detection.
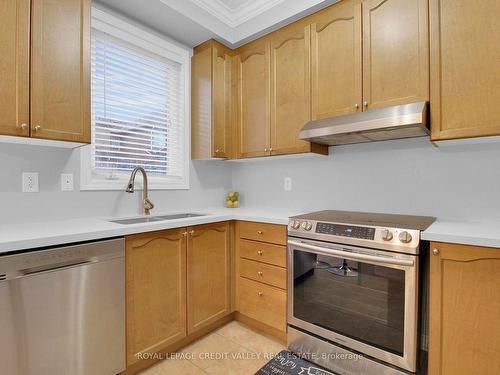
[
  {"xmin": 430, "ymin": 0, "xmax": 500, "ymax": 141},
  {"xmin": 0, "ymin": 0, "xmax": 30, "ymax": 137},
  {"xmin": 429, "ymin": 242, "xmax": 500, "ymax": 375},
  {"xmin": 212, "ymin": 47, "xmax": 232, "ymax": 158},
  {"xmin": 31, "ymin": 0, "xmax": 90, "ymax": 143},
  {"xmin": 270, "ymin": 25, "xmax": 311, "ymax": 155},
  {"xmin": 126, "ymin": 229, "xmax": 187, "ymax": 366},
  {"xmin": 362, "ymin": 0, "xmax": 429, "ymax": 110},
  {"xmin": 311, "ymin": 0, "xmax": 362, "ymax": 119},
  {"xmin": 187, "ymin": 222, "xmax": 231, "ymax": 334},
  {"xmin": 236, "ymin": 42, "xmax": 271, "ymax": 158}
]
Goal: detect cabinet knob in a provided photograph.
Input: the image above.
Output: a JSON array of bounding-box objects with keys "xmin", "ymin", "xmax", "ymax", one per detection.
[
  {"xmin": 264, "ymin": 148, "xmax": 268, "ymax": 152},
  {"xmin": 18, "ymin": 123, "xmax": 28, "ymax": 131},
  {"xmin": 363, "ymin": 101, "xmax": 368, "ymax": 108},
  {"xmin": 355, "ymin": 104, "xmax": 359, "ymax": 109},
  {"xmin": 257, "ymin": 250, "xmax": 263, "ymax": 256},
  {"xmin": 257, "ymin": 292, "xmax": 263, "ymax": 297},
  {"xmin": 34, "ymin": 125, "xmax": 42, "ymax": 131},
  {"xmin": 182, "ymin": 232, "xmax": 188, "ymax": 237},
  {"xmin": 257, "ymin": 271, "xmax": 263, "ymax": 276},
  {"xmin": 433, "ymin": 248, "xmax": 440, "ymax": 255},
  {"xmin": 215, "ymin": 149, "xmax": 220, "ymax": 153},
  {"xmin": 189, "ymin": 230, "xmax": 195, "ymax": 235},
  {"xmin": 257, "ymin": 230, "xmax": 263, "ymax": 235},
  {"xmin": 269, "ymin": 147, "xmax": 273, "ymax": 152}
]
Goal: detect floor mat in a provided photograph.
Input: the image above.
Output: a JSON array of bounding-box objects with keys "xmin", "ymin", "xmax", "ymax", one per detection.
[{"xmin": 255, "ymin": 350, "xmax": 336, "ymax": 375}]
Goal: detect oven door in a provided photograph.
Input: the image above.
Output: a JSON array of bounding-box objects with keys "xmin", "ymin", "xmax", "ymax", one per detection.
[{"xmin": 288, "ymin": 238, "xmax": 418, "ymax": 372}]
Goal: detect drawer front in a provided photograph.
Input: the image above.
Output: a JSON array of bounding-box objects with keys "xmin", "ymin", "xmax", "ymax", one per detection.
[
  {"xmin": 238, "ymin": 221, "xmax": 287, "ymax": 245},
  {"xmin": 238, "ymin": 277, "xmax": 286, "ymax": 332},
  {"xmin": 240, "ymin": 239, "xmax": 286, "ymax": 267},
  {"xmin": 240, "ymin": 258, "xmax": 287, "ymax": 289}
]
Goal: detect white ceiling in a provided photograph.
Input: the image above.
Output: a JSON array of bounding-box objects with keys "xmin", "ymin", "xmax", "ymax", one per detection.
[{"xmin": 94, "ymin": 0, "xmax": 338, "ymax": 48}]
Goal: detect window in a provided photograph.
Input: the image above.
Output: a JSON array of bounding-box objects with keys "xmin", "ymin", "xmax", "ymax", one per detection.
[{"xmin": 81, "ymin": 9, "xmax": 190, "ymax": 190}]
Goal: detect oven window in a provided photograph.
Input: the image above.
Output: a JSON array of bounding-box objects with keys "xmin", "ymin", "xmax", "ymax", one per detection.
[{"xmin": 293, "ymin": 250, "xmax": 405, "ymax": 356}]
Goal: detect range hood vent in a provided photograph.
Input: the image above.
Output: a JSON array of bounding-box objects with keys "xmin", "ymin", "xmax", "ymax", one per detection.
[{"xmin": 299, "ymin": 101, "xmax": 429, "ymax": 146}]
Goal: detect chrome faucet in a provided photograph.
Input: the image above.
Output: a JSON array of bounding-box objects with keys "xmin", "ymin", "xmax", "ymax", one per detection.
[{"xmin": 126, "ymin": 167, "xmax": 154, "ymax": 216}]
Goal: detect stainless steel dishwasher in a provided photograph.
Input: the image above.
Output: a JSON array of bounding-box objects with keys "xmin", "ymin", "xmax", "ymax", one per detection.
[{"xmin": 0, "ymin": 238, "xmax": 126, "ymax": 375}]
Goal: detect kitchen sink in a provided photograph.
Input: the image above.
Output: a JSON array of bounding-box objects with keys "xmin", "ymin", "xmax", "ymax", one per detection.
[{"xmin": 109, "ymin": 213, "xmax": 206, "ymax": 225}]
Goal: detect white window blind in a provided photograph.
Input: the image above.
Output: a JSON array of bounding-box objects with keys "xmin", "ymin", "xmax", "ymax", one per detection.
[{"xmin": 89, "ymin": 26, "xmax": 186, "ymax": 186}]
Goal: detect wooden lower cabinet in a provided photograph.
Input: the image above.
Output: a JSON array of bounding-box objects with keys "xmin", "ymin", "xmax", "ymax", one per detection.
[
  {"xmin": 238, "ymin": 277, "xmax": 286, "ymax": 331},
  {"xmin": 187, "ymin": 222, "xmax": 232, "ymax": 334},
  {"xmin": 429, "ymin": 242, "xmax": 500, "ymax": 375},
  {"xmin": 235, "ymin": 221, "xmax": 288, "ymax": 341},
  {"xmin": 125, "ymin": 228, "xmax": 187, "ymax": 367}
]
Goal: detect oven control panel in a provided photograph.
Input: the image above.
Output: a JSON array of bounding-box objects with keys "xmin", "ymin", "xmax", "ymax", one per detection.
[{"xmin": 315, "ymin": 222, "xmax": 375, "ymax": 240}]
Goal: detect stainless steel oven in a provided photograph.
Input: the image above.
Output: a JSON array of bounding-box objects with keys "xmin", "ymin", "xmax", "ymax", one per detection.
[
  {"xmin": 286, "ymin": 211, "xmax": 435, "ymax": 374},
  {"xmin": 288, "ymin": 238, "xmax": 418, "ymax": 371}
]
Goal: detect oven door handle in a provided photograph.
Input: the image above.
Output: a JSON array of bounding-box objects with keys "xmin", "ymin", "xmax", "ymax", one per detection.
[{"xmin": 288, "ymin": 240, "xmax": 415, "ymax": 267}]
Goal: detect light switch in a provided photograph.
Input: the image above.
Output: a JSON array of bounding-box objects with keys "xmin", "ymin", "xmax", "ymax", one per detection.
[
  {"xmin": 61, "ymin": 173, "xmax": 74, "ymax": 191},
  {"xmin": 284, "ymin": 177, "xmax": 292, "ymax": 192}
]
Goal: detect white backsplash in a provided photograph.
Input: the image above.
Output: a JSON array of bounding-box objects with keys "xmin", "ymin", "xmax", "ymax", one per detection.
[
  {"xmin": 1, "ymin": 137, "xmax": 500, "ymax": 224},
  {"xmin": 230, "ymin": 138, "xmax": 500, "ymax": 222},
  {"xmin": 0, "ymin": 143, "xmax": 232, "ymax": 224}
]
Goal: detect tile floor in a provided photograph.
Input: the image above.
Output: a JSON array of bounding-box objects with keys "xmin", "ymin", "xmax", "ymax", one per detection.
[{"xmin": 139, "ymin": 321, "xmax": 286, "ymax": 375}]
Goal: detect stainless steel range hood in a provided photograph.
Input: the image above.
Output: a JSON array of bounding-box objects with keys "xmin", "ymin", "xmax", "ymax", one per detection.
[{"xmin": 299, "ymin": 101, "xmax": 429, "ymax": 146}]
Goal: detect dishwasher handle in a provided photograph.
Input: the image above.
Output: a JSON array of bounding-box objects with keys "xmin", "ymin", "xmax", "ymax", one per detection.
[{"xmin": 21, "ymin": 259, "xmax": 96, "ymax": 276}]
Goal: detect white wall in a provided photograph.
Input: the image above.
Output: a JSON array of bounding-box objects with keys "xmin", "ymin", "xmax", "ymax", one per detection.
[
  {"xmin": 2, "ymin": 137, "xmax": 500, "ymax": 225},
  {"xmin": 230, "ymin": 138, "xmax": 500, "ymax": 222},
  {"xmin": 0, "ymin": 143, "xmax": 232, "ymax": 224}
]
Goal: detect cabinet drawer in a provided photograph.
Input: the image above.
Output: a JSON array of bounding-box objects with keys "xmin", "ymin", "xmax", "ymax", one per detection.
[
  {"xmin": 238, "ymin": 221, "xmax": 287, "ymax": 245},
  {"xmin": 240, "ymin": 239, "xmax": 286, "ymax": 267},
  {"xmin": 240, "ymin": 258, "xmax": 287, "ymax": 289},
  {"xmin": 238, "ymin": 277, "xmax": 286, "ymax": 332}
]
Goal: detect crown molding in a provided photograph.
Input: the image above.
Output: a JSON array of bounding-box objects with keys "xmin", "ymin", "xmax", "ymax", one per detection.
[{"xmin": 189, "ymin": 0, "xmax": 286, "ymax": 27}]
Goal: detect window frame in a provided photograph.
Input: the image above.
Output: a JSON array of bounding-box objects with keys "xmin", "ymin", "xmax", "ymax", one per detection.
[{"xmin": 80, "ymin": 8, "xmax": 191, "ymax": 191}]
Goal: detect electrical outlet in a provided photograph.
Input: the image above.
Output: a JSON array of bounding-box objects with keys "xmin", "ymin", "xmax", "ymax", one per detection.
[
  {"xmin": 22, "ymin": 173, "xmax": 39, "ymax": 193},
  {"xmin": 284, "ymin": 177, "xmax": 292, "ymax": 192},
  {"xmin": 61, "ymin": 173, "xmax": 74, "ymax": 191}
]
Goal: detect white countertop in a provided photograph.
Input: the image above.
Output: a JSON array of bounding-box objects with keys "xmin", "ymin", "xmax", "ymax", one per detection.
[
  {"xmin": 1, "ymin": 207, "xmax": 499, "ymax": 254},
  {"xmin": 422, "ymin": 220, "xmax": 500, "ymax": 248},
  {"xmin": 0, "ymin": 207, "xmax": 304, "ymax": 254}
]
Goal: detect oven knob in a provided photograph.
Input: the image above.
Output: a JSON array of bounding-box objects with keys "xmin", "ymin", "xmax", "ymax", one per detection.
[
  {"xmin": 302, "ymin": 221, "xmax": 313, "ymax": 231},
  {"xmin": 399, "ymin": 231, "xmax": 413, "ymax": 244},
  {"xmin": 381, "ymin": 229, "xmax": 393, "ymax": 241},
  {"xmin": 291, "ymin": 220, "xmax": 301, "ymax": 230}
]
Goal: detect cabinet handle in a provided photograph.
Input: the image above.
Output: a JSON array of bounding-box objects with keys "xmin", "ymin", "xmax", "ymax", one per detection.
[
  {"xmin": 34, "ymin": 125, "xmax": 42, "ymax": 131},
  {"xmin": 433, "ymin": 248, "xmax": 440, "ymax": 255},
  {"xmin": 269, "ymin": 148, "xmax": 273, "ymax": 152},
  {"xmin": 257, "ymin": 230, "xmax": 263, "ymax": 235},
  {"xmin": 264, "ymin": 148, "xmax": 268, "ymax": 152},
  {"xmin": 182, "ymin": 232, "xmax": 188, "ymax": 237},
  {"xmin": 257, "ymin": 292, "xmax": 263, "ymax": 297},
  {"xmin": 189, "ymin": 230, "xmax": 195, "ymax": 236},
  {"xmin": 18, "ymin": 123, "xmax": 28, "ymax": 131},
  {"xmin": 354, "ymin": 104, "xmax": 359, "ymax": 109},
  {"xmin": 257, "ymin": 271, "xmax": 263, "ymax": 276},
  {"xmin": 363, "ymin": 101, "xmax": 368, "ymax": 108},
  {"xmin": 257, "ymin": 250, "xmax": 263, "ymax": 256}
]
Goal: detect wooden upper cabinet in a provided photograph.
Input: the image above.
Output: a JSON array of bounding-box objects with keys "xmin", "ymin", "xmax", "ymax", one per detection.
[
  {"xmin": 429, "ymin": 242, "xmax": 500, "ymax": 375},
  {"xmin": 125, "ymin": 229, "xmax": 187, "ymax": 366},
  {"xmin": 30, "ymin": 0, "xmax": 90, "ymax": 143},
  {"xmin": 192, "ymin": 41, "xmax": 232, "ymax": 159},
  {"xmin": 311, "ymin": 0, "xmax": 362, "ymax": 119},
  {"xmin": 362, "ymin": 0, "xmax": 429, "ymax": 110},
  {"xmin": 0, "ymin": 0, "xmax": 30, "ymax": 137},
  {"xmin": 236, "ymin": 41, "xmax": 271, "ymax": 158},
  {"xmin": 269, "ymin": 24, "xmax": 312, "ymax": 155},
  {"xmin": 187, "ymin": 222, "xmax": 232, "ymax": 334},
  {"xmin": 430, "ymin": 0, "xmax": 500, "ymax": 141}
]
